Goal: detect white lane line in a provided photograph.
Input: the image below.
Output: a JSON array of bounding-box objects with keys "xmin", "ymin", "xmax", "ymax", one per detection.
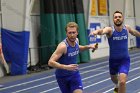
[
  {"xmin": 0, "ymin": 52, "xmax": 139, "ymax": 92},
  {"xmin": 103, "ymin": 75, "xmax": 140, "ymax": 93},
  {"xmin": 94, "ymin": 72, "xmax": 140, "ymax": 93},
  {"xmin": 83, "ymin": 65, "xmax": 140, "ymax": 89},
  {"xmin": 11, "ymin": 81, "xmax": 57, "ymax": 93},
  {"xmin": 39, "ymin": 61, "xmax": 140, "ymax": 93},
  {"xmin": 11, "ymin": 70, "xmax": 109, "ymax": 93},
  {"xmin": 133, "ymin": 88, "xmax": 140, "ymax": 93},
  {"xmin": 0, "ymin": 57, "xmax": 140, "ymax": 91},
  {"xmin": 82, "ymin": 71, "xmax": 108, "ymax": 80},
  {"xmin": 83, "ymin": 78, "xmax": 110, "ymax": 89},
  {"xmin": 80, "ymin": 52, "xmax": 140, "ymax": 70},
  {"xmin": 10, "ymin": 57, "xmax": 140, "ymax": 93},
  {"xmin": 103, "ymin": 69, "xmax": 140, "ymax": 93},
  {"xmin": 81, "ymin": 56, "xmax": 140, "ymax": 74},
  {"xmin": 79, "ymin": 61, "xmax": 108, "ymax": 70},
  {"xmin": 0, "ymin": 75, "xmax": 55, "ymax": 90},
  {"xmin": 0, "ymin": 56, "xmax": 109, "ymax": 90}
]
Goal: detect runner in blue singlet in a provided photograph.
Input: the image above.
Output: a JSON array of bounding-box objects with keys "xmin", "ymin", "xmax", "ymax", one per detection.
[
  {"xmin": 48, "ymin": 22, "xmax": 98, "ymax": 93},
  {"xmin": 90, "ymin": 11, "xmax": 140, "ymax": 93}
]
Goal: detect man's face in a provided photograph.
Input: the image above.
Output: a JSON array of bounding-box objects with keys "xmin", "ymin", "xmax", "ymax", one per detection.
[
  {"xmin": 113, "ymin": 13, "xmax": 123, "ymax": 26},
  {"xmin": 66, "ymin": 27, "xmax": 78, "ymax": 42}
]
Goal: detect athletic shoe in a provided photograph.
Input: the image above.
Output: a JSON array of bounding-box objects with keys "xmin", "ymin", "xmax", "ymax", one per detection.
[{"xmin": 114, "ymin": 88, "xmax": 118, "ymax": 93}]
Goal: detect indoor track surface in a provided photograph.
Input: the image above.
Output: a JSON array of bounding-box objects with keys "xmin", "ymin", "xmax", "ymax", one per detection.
[{"xmin": 0, "ymin": 49, "xmax": 140, "ymax": 93}]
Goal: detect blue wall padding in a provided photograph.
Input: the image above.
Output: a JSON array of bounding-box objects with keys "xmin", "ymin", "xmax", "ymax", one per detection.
[{"xmin": 1, "ymin": 28, "xmax": 30, "ymax": 75}]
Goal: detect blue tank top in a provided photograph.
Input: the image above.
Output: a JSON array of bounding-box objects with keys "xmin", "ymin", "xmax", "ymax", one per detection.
[
  {"xmin": 108, "ymin": 26, "xmax": 129, "ymax": 59},
  {"xmin": 55, "ymin": 39, "xmax": 79, "ymax": 78}
]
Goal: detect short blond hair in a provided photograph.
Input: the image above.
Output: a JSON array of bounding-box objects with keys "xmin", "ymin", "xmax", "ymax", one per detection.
[{"xmin": 65, "ymin": 22, "xmax": 79, "ymax": 32}]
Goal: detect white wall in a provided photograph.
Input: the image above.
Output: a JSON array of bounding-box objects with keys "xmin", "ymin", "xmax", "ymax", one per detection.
[
  {"xmin": 88, "ymin": 16, "xmax": 110, "ymax": 59},
  {"xmin": 1, "ymin": 0, "xmax": 26, "ymax": 31},
  {"xmin": 125, "ymin": 18, "xmax": 136, "ymax": 48},
  {"xmin": 0, "ymin": 13, "xmax": 5, "ymax": 77},
  {"xmin": 125, "ymin": 0, "xmax": 134, "ymax": 17},
  {"xmin": 82, "ymin": 0, "xmax": 90, "ymax": 26},
  {"xmin": 134, "ymin": 0, "xmax": 140, "ymax": 26},
  {"xmin": 28, "ymin": 16, "xmax": 40, "ymax": 66},
  {"xmin": 0, "ymin": 13, "xmax": 1, "ymax": 32},
  {"xmin": 0, "ymin": 1, "xmax": 4, "ymax": 77},
  {"xmin": 109, "ymin": 0, "xmax": 125, "ymax": 25},
  {"xmin": 28, "ymin": 0, "xmax": 40, "ymax": 66}
]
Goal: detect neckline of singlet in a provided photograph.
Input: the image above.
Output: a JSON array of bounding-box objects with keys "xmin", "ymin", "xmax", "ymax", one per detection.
[
  {"xmin": 112, "ymin": 25, "xmax": 126, "ymax": 32},
  {"xmin": 65, "ymin": 38, "xmax": 77, "ymax": 47}
]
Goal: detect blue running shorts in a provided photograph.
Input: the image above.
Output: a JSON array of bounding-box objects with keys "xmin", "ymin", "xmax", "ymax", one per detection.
[
  {"xmin": 56, "ymin": 73, "xmax": 83, "ymax": 93},
  {"xmin": 109, "ymin": 57, "xmax": 130, "ymax": 75}
]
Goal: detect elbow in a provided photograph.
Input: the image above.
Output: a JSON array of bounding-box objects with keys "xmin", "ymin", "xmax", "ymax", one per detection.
[
  {"xmin": 98, "ymin": 30, "xmax": 103, "ymax": 35},
  {"xmin": 48, "ymin": 60, "xmax": 52, "ymax": 67}
]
